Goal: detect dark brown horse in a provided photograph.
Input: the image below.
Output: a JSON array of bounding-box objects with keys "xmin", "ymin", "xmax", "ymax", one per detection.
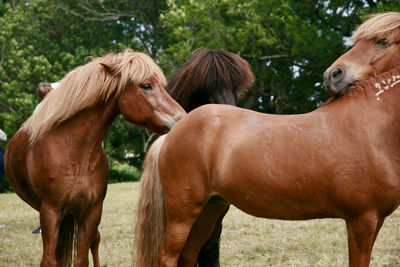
[
  {"xmin": 135, "ymin": 13, "xmax": 400, "ymax": 267},
  {"xmin": 168, "ymin": 49, "xmax": 253, "ymax": 111},
  {"xmin": 5, "ymin": 50, "xmax": 185, "ymax": 267},
  {"xmin": 134, "ymin": 48, "xmax": 254, "ymax": 267}
]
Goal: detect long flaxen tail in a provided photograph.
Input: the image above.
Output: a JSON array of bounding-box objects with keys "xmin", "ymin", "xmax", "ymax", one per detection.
[
  {"xmin": 56, "ymin": 214, "xmax": 77, "ymax": 267},
  {"xmin": 134, "ymin": 135, "xmax": 167, "ymax": 267}
]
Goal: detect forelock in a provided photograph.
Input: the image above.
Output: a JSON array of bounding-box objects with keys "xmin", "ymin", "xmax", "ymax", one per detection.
[{"xmin": 352, "ymin": 12, "xmax": 400, "ymax": 43}]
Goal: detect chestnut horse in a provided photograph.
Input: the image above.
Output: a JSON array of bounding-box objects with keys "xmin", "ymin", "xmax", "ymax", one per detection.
[
  {"xmin": 135, "ymin": 13, "xmax": 400, "ymax": 267},
  {"xmin": 324, "ymin": 12, "xmax": 400, "ymax": 95},
  {"xmin": 5, "ymin": 50, "xmax": 185, "ymax": 267},
  {"xmin": 134, "ymin": 49, "xmax": 254, "ymax": 267}
]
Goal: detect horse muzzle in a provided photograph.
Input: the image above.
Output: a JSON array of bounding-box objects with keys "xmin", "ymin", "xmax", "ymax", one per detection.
[
  {"xmin": 323, "ymin": 67, "xmax": 356, "ymax": 96},
  {"xmin": 156, "ymin": 111, "xmax": 187, "ymax": 135}
]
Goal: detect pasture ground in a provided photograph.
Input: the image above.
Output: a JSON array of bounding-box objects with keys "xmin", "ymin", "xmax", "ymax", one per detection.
[{"xmin": 1, "ymin": 182, "xmax": 400, "ymax": 266}]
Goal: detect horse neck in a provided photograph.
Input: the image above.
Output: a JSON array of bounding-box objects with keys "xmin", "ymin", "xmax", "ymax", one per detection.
[
  {"xmin": 58, "ymin": 98, "xmax": 119, "ymax": 148},
  {"xmin": 320, "ymin": 69, "xmax": 400, "ymax": 126}
]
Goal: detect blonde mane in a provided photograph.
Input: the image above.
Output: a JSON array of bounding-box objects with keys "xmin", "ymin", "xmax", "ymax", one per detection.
[
  {"xmin": 352, "ymin": 12, "xmax": 400, "ymax": 42},
  {"xmin": 23, "ymin": 49, "xmax": 166, "ymax": 144}
]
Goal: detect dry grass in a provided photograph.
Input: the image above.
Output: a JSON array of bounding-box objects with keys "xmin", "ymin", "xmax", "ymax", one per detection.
[{"xmin": 1, "ymin": 182, "xmax": 400, "ymax": 266}]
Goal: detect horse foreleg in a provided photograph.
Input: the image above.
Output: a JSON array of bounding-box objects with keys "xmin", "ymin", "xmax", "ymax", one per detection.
[
  {"xmin": 90, "ymin": 230, "xmax": 101, "ymax": 267},
  {"xmin": 74, "ymin": 204, "xmax": 103, "ymax": 267},
  {"xmin": 39, "ymin": 204, "xmax": 61, "ymax": 267},
  {"xmin": 346, "ymin": 212, "xmax": 384, "ymax": 267},
  {"xmin": 195, "ymin": 205, "xmax": 229, "ymax": 267},
  {"xmin": 183, "ymin": 198, "xmax": 229, "ymax": 267}
]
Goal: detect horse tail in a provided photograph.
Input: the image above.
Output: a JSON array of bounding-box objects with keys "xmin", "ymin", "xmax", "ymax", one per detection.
[
  {"xmin": 134, "ymin": 135, "xmax": 167, "ymax": 267},
  {"xmin": 56, "ymin": 214, "xmax": 77, "ymax": 267}
]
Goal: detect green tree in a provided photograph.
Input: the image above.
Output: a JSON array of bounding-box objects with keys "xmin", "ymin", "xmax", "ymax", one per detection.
[
  {"xmin": 0, "ymin": 0, "xmax": 114, "ymax": 134},
  {"xmin": 0, "ymin": 0, "xmax": 164, "ymax": 191},
  {"xmin": 160, "ymin": 0, "xmax": 399, "ymax": 114},
  {"xmin": 1, "ymin": 0, "xmax": 399, "ymax": 192}
]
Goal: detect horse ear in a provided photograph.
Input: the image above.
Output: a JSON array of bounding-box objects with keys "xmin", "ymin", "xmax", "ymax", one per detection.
[{"xmin": 100, "ymin": 62, "xmax": 117, "ymax": 74}]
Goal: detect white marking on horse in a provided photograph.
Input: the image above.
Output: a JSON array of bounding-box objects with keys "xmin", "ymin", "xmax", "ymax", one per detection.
[
  {"xmin": 375, "ymin": 77, "xmax": 400, "ymax": 100},
  {"xmin": 268, "ymin": 168, "xmax": 278, "ymax": 179},
  {"xmin": 391, "ymin": 80, "xmax": 400, "ymax": 87}
]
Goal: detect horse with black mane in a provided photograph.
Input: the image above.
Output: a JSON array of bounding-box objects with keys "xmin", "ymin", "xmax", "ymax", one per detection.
[
  {"xmin": 134, "ymin": 12, "xmax": 400, "ymax": 267},
  {"xmin": 134, "ymin": 48, "xmax": 254, "ymax": 267}
]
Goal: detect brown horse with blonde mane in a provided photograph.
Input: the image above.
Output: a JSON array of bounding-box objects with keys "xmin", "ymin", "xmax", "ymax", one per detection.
[
  {"xmin": 5, "ymin": 50, "xmax": 185, "ymax": 267},
  {"xmin": 324, "ymin": 12, "xmax": 400, "ymax": 95},
  {"xmin": 134, "ymin": 48, "xmax": 254, "ymax": 267},
  {"xmin": 135, "ymin": 13, "xmax": 400, "ymax": 267}
]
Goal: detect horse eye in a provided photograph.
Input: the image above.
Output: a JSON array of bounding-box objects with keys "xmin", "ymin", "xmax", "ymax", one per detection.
[
  {"xmin": 140, "ymin": 83, "xmax": 153, "ymax": 91},
  {"xmin": 375, "ymin": 38, "xmax": 389, "ymax": 47}
]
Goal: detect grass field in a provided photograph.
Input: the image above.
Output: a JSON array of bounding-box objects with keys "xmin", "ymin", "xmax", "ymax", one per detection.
[{"xmin": 1, "ymin": 182, "xmax": 400, "ymax": 266}]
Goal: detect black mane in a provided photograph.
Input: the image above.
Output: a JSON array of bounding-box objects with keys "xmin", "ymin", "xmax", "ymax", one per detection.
[{"xmin": 167, "ymin": 49, "xmax": 254, "ymax": 111}]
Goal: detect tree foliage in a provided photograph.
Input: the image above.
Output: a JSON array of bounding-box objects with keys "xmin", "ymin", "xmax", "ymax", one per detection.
[
  {"xmin": 160, "ymin": 0, "xmax": 399, "ymax": 113},
  {"xmin": 0, "ymin": 0, "xmax": 399, "ymax": 188}
]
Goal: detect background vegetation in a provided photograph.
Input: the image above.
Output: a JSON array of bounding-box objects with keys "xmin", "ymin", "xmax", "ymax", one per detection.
[{"xmin": 0, "ymin": 0, "xmax": 399, "ymax": 192}]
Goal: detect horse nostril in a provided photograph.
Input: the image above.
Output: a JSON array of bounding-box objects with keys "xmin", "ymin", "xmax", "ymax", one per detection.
[{"xmin": 329, "ymin": 67, "xmax": 344, "ymax": 83}]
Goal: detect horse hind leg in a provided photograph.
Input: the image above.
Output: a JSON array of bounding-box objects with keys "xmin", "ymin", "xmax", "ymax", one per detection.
[
  {"xmin": 195, "ymin": 204, "xmax": 229, "ymax": 267},
  {"xmin": 90, "ymin": 230, "xmax": 101, "ymax": 267},
  {"xmin": 181, "ymin": 196, "xmax": 230, "ymax": 267},
  {"xmin": 158, "ymin": 194, "xmax": 212, "ymax": 267},
  {"xmin": 346, "ymin": 211, "xmax": 385, "ymax": 267}
]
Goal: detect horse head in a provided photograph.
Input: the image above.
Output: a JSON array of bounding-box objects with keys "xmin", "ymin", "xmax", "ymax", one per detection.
[
  {"xmin": 24, "ymin": 50, "xmax": 186, "ymax": 144},
  {"xmin": 116, "ymin": 74, "xmax": 186, "ymax": 135},
  {"xmin": 100, "ymin": 52, "xmax": 186, "ymax": 135},
  {"xmin": 324, "ymin": 12, "xmax": 400, "ymax": 96}
]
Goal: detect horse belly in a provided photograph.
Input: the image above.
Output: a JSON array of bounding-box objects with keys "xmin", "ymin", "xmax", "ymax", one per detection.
[
  {"xmin": 214, "ymin": 170, "xmax": 335, "ymax": 220},
  {"xmin": 213, "ymin": 144, "xmax": 400, "ymax": 220},
  {"xmin": 209, "ymin": 128, "xmax": 355, "ymax": 220}
]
